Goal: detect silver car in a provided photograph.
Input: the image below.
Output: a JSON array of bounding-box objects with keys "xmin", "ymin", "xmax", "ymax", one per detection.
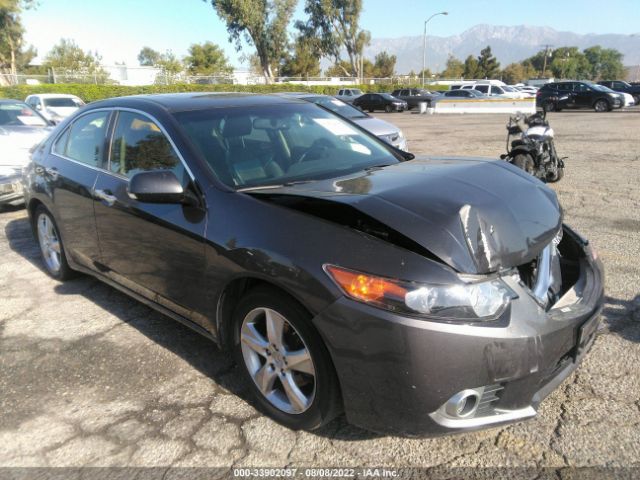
[
  {"xmin": 287, "ymin": 94, "xmax": 408, "ymax": 151},
  {"xmin": 0, "ymin": 100, "xmax": 52, "ymax": 208}
]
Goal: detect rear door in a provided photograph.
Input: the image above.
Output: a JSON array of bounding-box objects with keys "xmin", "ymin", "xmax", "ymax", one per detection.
[
  {"xmin": 573, "ymin": 83, "xmax": 593, "ymax": 107},
  {"xmin": 45, "ymin": 109, "xmax": 112, "ymax": 268},
  {"xmin": 92, "ymin": 109, "xmax": 208, "ymax": 325}
]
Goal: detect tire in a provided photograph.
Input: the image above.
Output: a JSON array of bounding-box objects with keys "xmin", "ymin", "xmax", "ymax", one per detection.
[
  {"xmin": 548, "ymin": 167, "xmax": 564, "ymax": 183},
  {"xmin": 512, "ymin": 153, "xmax": 535, "ymax": 175},
  {"xmin": 34, "ymin": 205, "xmax": 74, "ymax": 280},
  {"xmin": 385, "ymin": 105, "xmax": 392, "ymax": 113},
  {"xmin": 232, "ymin": 286, "xmax": 342, "ymax": 430},
  {"xmin": 594, "ymin": 99, "xmax": 609, "ymax": 112},
  {"xmin": 368, "ymin": 108, "xmax": 374, "ymax": 113},
  {"xmin": 542, "ymin": 99, "xmax": 556, "ymax": 112},
  {"xmin": 633, "ymin": 95, "xmax": 640, "ymax": 105}
]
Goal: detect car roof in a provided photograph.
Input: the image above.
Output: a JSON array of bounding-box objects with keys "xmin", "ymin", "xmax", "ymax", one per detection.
[
  {"xmin": 90, "ymin": 92, "xmax": 307, "ymax": 113},
  {"xmin": 0, "ymin": 98, "xmax": 26, "ymax": 104},
  {"xmin": 27, "ymin": 93, "xmax": 80, "ymax": 99}
]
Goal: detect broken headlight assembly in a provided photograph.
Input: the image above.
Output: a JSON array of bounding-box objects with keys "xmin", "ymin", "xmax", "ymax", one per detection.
[{"xmin": 324, "ymin": 265, "xmax": 516, "ymax": 321}]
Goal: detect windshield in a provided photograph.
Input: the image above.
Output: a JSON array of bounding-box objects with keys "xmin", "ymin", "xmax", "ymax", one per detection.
[
  {"xmin": 44, "ymin": 97, "xmax": 83, "ymax": 108},
  {"xmin": 176, "ymin": 103, "xmax": 401, "ymax": 190},
  {"xmin": 307, "ymin": 96, "xmax": 367, "ymax": 119},
  {"xmin": 502, "ymin": 86, "xmax": 516, "ymax": 92},
  {"xmin": 591, "ymin": 84, "xmax": 614, "ymax": 93},
  {"xmin": 0, "ymin": 102, "xmax": 48, "ymax": 127}
]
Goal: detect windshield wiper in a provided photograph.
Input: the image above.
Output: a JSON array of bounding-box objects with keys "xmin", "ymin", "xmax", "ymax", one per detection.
[{"xmin": 237, "ymin": 180, "xmax": 315, "ymax": 192}]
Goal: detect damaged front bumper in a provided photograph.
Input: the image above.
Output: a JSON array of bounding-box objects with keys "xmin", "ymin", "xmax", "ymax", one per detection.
[{"xmin": 312, "ymin": 225, "xmax": 604, "ymax": 436}]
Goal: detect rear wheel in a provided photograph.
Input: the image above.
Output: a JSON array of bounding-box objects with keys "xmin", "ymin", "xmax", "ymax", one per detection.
[
  {"xmin": 512, "ymin": 154, "xmax": 535, "ymax": 175},
  {"xmin": 34, "ymin": 206, "xmax": 74, "ymax": 280},
  {"xmin": 368, "ymin": 108, "xmax": 374, "ymax": 113},
  {"xmin": 232, "ymin": 287, "xmax": 341, "ymax": 430},
  {"xmin": 594, "ymin": 99, "xmax": 609, "ymax": 112}
]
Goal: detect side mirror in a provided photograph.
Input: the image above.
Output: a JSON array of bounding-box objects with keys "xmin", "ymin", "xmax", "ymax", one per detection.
[{"xmin": 128, "ymin": 170, "xmax": 197, "ymax": 206}]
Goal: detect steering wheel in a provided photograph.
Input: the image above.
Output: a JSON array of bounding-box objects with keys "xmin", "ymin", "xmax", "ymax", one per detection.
[{"xmin": 297, "ymin": 138, "xmax": 336, "ymax": 163}]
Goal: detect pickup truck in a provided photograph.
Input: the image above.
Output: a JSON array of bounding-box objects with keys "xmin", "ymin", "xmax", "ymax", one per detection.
[
  {"xmin": 598, "ymin": 81, "xmax": 640, "ymax": 104},
  {"xmin": 335, "ymin": 88, "xmax": 363, "ymax": 104}
]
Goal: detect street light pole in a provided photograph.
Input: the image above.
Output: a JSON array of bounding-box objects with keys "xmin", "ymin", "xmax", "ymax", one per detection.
[{"xmin": 422, "ymin": 11, "xmax": 448, "ymax": 86}]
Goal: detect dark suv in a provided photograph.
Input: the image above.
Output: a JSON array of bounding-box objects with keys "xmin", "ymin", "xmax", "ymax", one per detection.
[
  {"xmin": 390, "ymin": 89, "xmax": 439, "ymax": 109},
  {"xmin": 537, "ymin": 81, "xmax": 623, "ymax": 112},
  {"xmin": 598, "ymin": 80, "xmax": 640, "ymax": 104},
  {"xmin": 353, "ymin": 93, "xmax": 407, "ymax": 113}
]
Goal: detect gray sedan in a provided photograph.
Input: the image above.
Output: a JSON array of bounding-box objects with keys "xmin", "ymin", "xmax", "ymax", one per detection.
[
  {"xmin": 285, "ymin": 94, "xmax": 408, "ymax": 151},
  {"xmin": 0, "ymin": 100, "xmax": 52, "ymax": 208}
]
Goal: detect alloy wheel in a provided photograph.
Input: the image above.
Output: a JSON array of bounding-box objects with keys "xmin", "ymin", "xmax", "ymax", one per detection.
[
  {"xmin": 240, "ymin": 307, "xmax": 316, "ymax": 414},
  {"xmin": 37, "ymin": 213, "xmax": 62, "ymax": 274}
]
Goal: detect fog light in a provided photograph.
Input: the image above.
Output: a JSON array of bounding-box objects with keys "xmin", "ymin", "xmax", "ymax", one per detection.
[{"xmin": 444, "ymin": 389, "xmax": 480, "ymax": 418}]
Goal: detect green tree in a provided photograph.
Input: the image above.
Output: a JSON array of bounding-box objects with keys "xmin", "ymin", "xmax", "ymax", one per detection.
[
  {"xmin": 43, "ymin": 39, "xmax": 107, "ymax": 82},
  {"xmin": 463, "ymin": 55, "xmax": 480, "ymax": 78},
  {"xmin": 325, "ymin": 60, "xmax": 355, "ymax": 77},
  {"xmin": 476, "ymin": 46, "xmax": 500, "ymax": 78},
  {"xmin": 583, "ymin": 46, "xmax": 624, "ymax": 80},
  {"xmin": 298, "ymin": 0, "xmax": 370, "ymax": 78},
  {"xmin": 184, "ymin": 41, "xmax": 232, "ymax": 76},
  {"xmin": 280, "ymin": 37, "xmax": 321, "ymax": 77},
  {"xmin": 0, "ymin": 0, "xmax": 36, "ymax": 78},
  {"xmin": 137, "ymin": 47, "xmax": 161, "ymax": 67},
  {"xmin": 501, "ymin": 62, "xmax": 532, "ymax": 84},
  {"xmin": 156, "ymin": 50, "xmax": 183, "ymax": 83},
  {"xmin": 372, "ymin": 51, "xmax": 396, "ymax": 78},
  {"xmin": 548, "ymin": 47, "xmax": 590, "ymax": 79},
  {"xmin": 440, "ymin": 55, "xmax": 464, "ymax": 78},
  {"xmin": 207, "ymin": 0, "xmax": 296, "ymax": 83}
]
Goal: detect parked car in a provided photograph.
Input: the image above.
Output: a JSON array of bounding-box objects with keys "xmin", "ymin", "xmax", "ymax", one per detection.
[
  {"xmin": 390, "ymin": 88, "xmax": 440, "ymax": 109},
  {"xmin": 286, "ymin": 93, "xmax": 407, "ymax": 150},
  {"xmin": 513, "ymin": 86, "xmax": 538, "ymax": 97},
  {"xmin": 0, "ymin": 99, "xmax": 52, "ymax": 209},
  {"xmin": 25, "ymin": 94, "xmax": 85, "ymax": 124},
  {"xmin": 335, "ymin": 88, "xmax": 363, "ymax": 104},
  {"xmin": 537, "ymin": 81, "xmax": 623, "ymax": 112},
  {"xmin": 24, "ymin": 93, "xmax": 604, "ymax": 436},
  {"xmin": 460, "ymin": 83, "xmax": 523, "ymax": 99},
  {"xmin": 597, "ymin": 80, "xmax": 640, "ymax": 104},
  {"xmin": 437, "ymin": 89, "xmax": 488, "ymax": 99},
  {"xmin": 353, "ymin": 93, "xmax": 407, "ymax": 113}
]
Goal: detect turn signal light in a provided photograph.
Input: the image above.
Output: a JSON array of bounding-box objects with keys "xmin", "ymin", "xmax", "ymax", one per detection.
[{"xmin": 324, "ymin": 265, "xmax": 407, "ymax": 303}]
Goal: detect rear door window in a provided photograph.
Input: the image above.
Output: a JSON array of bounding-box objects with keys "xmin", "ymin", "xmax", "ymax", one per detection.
[{"xmin": 63, "ymin": 111, "xmax": 110, "ymax": 168}]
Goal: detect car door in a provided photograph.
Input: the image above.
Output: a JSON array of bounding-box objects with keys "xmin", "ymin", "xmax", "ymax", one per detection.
[
  {"xmin": 92, "ymin": 109, "xmax": 208, "ymax": 324},
  {"xmin": 45, "ymin": 109, "xmax": 111, "ymax": 269},
  {"xmin": 573, "ymin": 83, "xmax": 593, "ymax": 108}
]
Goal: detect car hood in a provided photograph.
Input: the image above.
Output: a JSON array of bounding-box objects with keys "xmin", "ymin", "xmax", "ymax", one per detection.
[
  {"xmin": 250, "ymin": 157, "xmax": 562, "ymax": 274},
  {"xmin": 353, "ymin": 117, "xmax": 400, "ymax": 136},
  {"xmin": 0, "ymin": 126, "xmax": 51, "ymax": 167},
  {"xmin": 46, "ymin": 106, "xmax": 79, "ymax": 118}
]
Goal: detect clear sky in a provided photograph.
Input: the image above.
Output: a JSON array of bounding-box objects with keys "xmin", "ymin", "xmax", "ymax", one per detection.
[{"xmin": 22, "ymin": 0, "xmax": 640, "ymax": 67}]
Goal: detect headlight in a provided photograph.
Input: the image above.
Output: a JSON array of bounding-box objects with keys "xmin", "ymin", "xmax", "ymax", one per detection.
[{"xmin": 324, "ymin": 265, "xmax": 515, "ymax": 321}]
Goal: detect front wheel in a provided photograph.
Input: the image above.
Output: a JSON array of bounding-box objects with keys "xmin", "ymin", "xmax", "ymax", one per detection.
[
  {"xmin": 543, "ymin": 99, "xmax": 556, "ymax": 112},
  {"xmin": 547, "ymin": 166, "xmax": 565, "ymax": 183},
  {"xmin": 232, "ymin": 287, "xmax": 342, "ymax": 430},
  {"xmin": 594, "ymin": 99, "xmax": 610, "ymax": 112},
  {"xmin": 34, "ymin": 206, "xmax": 74, "ymax": 280},
  {"xmin": 384, "ymin": 105, "xmax": 392, "ymax": 113},
  {"xmin": 512, "ymin": 153, "xmax": 535, "ymax": 175}
]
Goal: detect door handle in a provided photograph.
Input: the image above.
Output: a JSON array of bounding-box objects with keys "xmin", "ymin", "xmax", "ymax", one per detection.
[{"xmin": 95, "ymin": 189, "xmax": 117, "ymax": 207}]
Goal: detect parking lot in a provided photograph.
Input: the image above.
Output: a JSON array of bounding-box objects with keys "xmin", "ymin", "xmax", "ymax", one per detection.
[{"xmin": 1, "ymin": 110, "xmax": 639, "ymax": 473}]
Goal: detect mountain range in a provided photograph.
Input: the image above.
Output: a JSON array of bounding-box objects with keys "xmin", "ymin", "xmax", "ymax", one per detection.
[{"xmin": 364, "ymin": 25, "xmax": 640, "ymax": 74}]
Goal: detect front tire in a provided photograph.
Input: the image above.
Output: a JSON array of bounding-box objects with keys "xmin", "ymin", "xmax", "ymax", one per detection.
[
  {"xmin": 232, "ymin": 287, "xmax": 341, "ymax": 430},
  {"xmin": 512, "ymin": 153, "xmax": 535, "ymax": 175},
  {"xmin": 543, "ymin": 99, "xmax": 556, "ymax": 112},
  {"xmin": 34, "ymin": 206, "xmax": 74, "ymax": 280},
  {"xmin": 594, "ymin": 99, "xmax": 609, "ymax": 112},
  {"xmin": 548, "ymin": 166, "xmax": 565, "ymax": 183},
  {"xmin": 385, "ymin": 105, "xmax": 393, "ymax": 113}
]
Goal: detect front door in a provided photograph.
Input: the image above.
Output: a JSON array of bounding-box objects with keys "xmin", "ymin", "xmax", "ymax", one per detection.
[{"xmin": 92, "ymin": 110, "xmax": 208, "ymax": 325}]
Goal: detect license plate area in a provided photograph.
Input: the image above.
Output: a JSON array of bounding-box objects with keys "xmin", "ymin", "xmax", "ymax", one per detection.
[{"xmin": 575, "ymin": 314, "xmax": 600, "ymax": 357}]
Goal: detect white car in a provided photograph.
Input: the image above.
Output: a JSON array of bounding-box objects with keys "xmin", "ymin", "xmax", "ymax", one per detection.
[
  {"xmin": 0, "ymin": 100, "xmax": 52, "ymax": 208},
  {"xmin": 619, "ymin": 92, "xmax": 636, "ymax": 107},
  {"xmin": 513, "ymin": 85, "xmax": 538, "ymax": 97},
  {"xmin": 457, "ymin": 82, "xmax": 526, "ymax": 99},
  {"xmin": 25, "ymin": 93, "xmax": 85, "ymax": 124},
  {"xmin": 335, "ymin": 88, "xmax": 363, "ymax": 104}
]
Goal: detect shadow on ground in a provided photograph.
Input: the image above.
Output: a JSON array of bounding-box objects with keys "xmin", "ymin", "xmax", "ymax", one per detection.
[{"xmin": 4, "ymin": 215, "xmax": 380, "ymax": 441}]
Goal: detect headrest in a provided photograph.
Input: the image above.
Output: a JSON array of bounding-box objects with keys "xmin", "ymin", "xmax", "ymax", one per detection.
[{"xmin": 222, "ymin": 115, "xmax": 252, "ymax": 138}]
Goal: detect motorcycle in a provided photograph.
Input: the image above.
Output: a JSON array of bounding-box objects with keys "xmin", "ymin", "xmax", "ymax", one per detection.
[{"xmin": 500, "ymin": 110, "xmax": 565, "ymax": 182}]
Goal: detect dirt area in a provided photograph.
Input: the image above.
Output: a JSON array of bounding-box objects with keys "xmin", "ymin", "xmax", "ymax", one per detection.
[{"xmin": 0, "ymin": 109, "xmax": 638, "ymax": 474}]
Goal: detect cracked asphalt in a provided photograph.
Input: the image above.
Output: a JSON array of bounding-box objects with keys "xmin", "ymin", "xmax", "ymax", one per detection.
[{"xmin": 0, "ymin": 109, "xmax": 639, "ymax": 474}]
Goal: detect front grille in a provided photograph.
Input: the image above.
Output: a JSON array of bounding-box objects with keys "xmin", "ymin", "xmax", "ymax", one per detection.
[{"xmin": 475, "ymin": 384, "xmax": 504, "ymax": 416}]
